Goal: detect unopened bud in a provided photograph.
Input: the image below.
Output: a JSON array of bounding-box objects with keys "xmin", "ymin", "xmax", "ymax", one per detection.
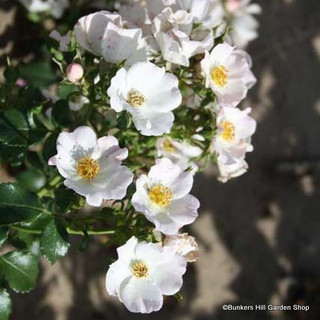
[{"xmin": 66, "ymin": 63, "xmax": 84, "ymax": 83}]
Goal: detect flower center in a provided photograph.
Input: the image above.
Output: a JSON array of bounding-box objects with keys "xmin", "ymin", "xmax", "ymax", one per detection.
[
  {"xmin": 211, "ymin": 65, "xmax": 228, "ymax": 87},
  {"xmin": 77, "ymin": 157, "xmax": 100, "ymax": 179},
  {"xmin": 220, "ymin": 121, "xmax": 235, "ymax": 142},
  {"xmin": 163, "ymin": 138, "xmax": 176, "ymax": 153},
  {"xmin": 132, "ymin": 261, "xmax": 149, "ymax": 278},
  {"xmin": 127, "ymin": 89, "xmax": 147, "ymax": 107},
  {"xmin": 149, "ymin": 184, "xmax": 173, "ymax": 207}
]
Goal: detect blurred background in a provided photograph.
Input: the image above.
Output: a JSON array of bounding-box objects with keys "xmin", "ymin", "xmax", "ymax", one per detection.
[{"xmin": 1, "ymin": 0, "xmax": 320, "ymax": 319}]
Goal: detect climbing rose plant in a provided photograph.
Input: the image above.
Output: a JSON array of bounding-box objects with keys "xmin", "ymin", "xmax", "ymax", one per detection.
[{"xmin": 0, "ymin": 0, "xmax": 260, "ymax": 316}]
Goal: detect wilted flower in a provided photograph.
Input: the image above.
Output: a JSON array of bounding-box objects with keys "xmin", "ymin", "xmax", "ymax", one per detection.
[
  {"xmin": 48, "ymin": 126, "xmax": 133, "ymax": 207},
  {"xmin": 164, "ymin": 233, "xmax": 199, "ymax": 262},
  {"xmin": 217, "ymin": 157, "xmax": 248, "ymax": 182},
  {"xmin": 201, "ymin": 43, "xmax": 256, "ymax": 107},
  {"xmin": 132, "ymin": 158, "xmax": 199, "ymax": 234},
  {"xmin": 107, "ymin": 61, "xmax": 182, "ymax": 136},
  {"xmin": 156, "ymin": 137, "xmax": 202, "ymax": 172},
  {"xmin": 106, "ymin": 236, "xmax": 186, "ymax": 313}
]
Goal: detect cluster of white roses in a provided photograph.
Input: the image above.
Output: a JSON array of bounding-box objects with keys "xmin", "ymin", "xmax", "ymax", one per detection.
[
  {"xmin": 46, "ymin": 0, "xmax": 260, "ymax": 314},
  {"xmin": 19, "ymin": 0, "xmax": 261, "ymax": 49},
  {"xmin": 48, "ymin": 126, "xmax": 200, "ymax": 312}
]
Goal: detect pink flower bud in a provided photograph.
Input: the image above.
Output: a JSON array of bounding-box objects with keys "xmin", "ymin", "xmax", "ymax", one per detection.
[
  {"xmin": 226, "ymin": 0, "xmax": 241, "ymax": 13},
  {"xmin": 164, "ymin": 233, "xmax": 199, "ymax": 262},
  {"xmin": 66, "ymin": 63, "xmax": 84, "ymax": 83},
  {"xmin": 15, "ymin": 78, "xmax": 27, "ymax": 87}
]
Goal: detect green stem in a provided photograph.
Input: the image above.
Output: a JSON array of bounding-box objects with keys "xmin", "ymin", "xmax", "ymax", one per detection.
[
  {"xmin": 11, "ymin": 225, "xmax": 115, "ymax": 236},
  {"xmin": 37, "ymin": 175, "xmax": 62, "ymax": 198}
]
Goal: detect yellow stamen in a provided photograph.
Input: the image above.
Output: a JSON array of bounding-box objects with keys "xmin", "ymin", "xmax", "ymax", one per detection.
[
  {"xmin": 210, "ymin": 65, "xmax": 228, "ymax": 87},
  {"xmin": 132, "ymin": 261, "xmax": 149, "ymax": 278},
  {"xmin": 77, "ymin": 157, "xmax": 99, "ymax": 179},
  {"xmin": 127, "ymin": 89, "xmax": 147, "ymax": 107},
  {"xmin": 220, "ymin": 121, "xmax": 235, "ymax": 142},
  {"xmin": 148, "ymin": 184, "xmax": 173, "ymax": 207},
  {"xmin": 163, "ymin": 138, "xmax": 176, "ymax": 153}
]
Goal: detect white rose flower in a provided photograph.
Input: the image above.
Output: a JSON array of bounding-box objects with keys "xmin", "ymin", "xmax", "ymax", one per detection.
[
  {"xmin": 106, "ymin": 236, "xmax": 187, "ymax": 313},
  {"xmin": 146, "ymin": 0, "xmax": 181, "ymax": 21},
  {"xmin": 50, "ymin": 30, "xmax": 71, "ymax": 52},
  {"xmin": 213, "ymin": 106, "xmax": 256, "ymax": 165},
  {"xmin": 107, "ymin": 61, "xmax": 182, "ymax": 136},
  {"xmin": 74, "ymin": 11, "xmax": 147, "ymax": 66},
  {"xmin": 132, "ymin": 158, "xmax": 200, "ymax": 235},
  {"xmin": 156, "ymin": 137, "xmax": 202, "ymax": 172},
  {"xmin": 48, "ymin": 126, "xmax": 133, "ymax": 207},
  {"xmin": 164, "ymin": 233, "xmax": 199, "ymax": 262},
  {"xmin": 226, "ymin": 0, "xmax": 262, "ymax": 48},
  {"xmin": 152, "ymin": 7, "xmax": 214, "ymax": 66},
  {"xmin": 217, "ymin": 158, "xmax": 248, "ymax": 182},
  {"xmin": 19, "ymin": 0, "xmax": 69, "ymax": 18},
  {"xmin": 180, "ymin": 0, "xmax": 224, "ymax": 29},
  {"xmin": 201, "ymin": 43, "xmax": 256, "ymax": 107}
]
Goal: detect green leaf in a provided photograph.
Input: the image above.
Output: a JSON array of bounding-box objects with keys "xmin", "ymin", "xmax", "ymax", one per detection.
[
  {"xmin": 0, "ymin": 227, "xmax": 8, "ymax": 248},
  {"xmin": 0, "ymin": 143, "xmax": 26, "ymax": 166},
  {"xmin": 0, "ymin": 288, "xmax": 12, "ymax": 320},
  {"xmin": 0, "ymin": 110, "xmax": 29, "ymax": 147},
  {"xmin": 57, "ymin": 83, "xmax": 78, "ymax": 99},
  {"xmin": 16, "ymin": 167, "xmax": 46, "ymax": 192},
  {"xmin": 40, "ymin": 218, "xmax": 70, "ymax": 264},
  {"xmin": 0, "ymin": 251, "xmax": 39, "ymax": 293},
  {"xmin": 4, "ymin": 65, "xmax": 19, "ymax": 87},
  {"xmin": 117, "ymin": 111, "xmax": 131, "ymax": 129},
  {"xmin": 54, "ymin": 187, "xmax": 76, "ymax": 213},
  {"xmin": 0, "ymin": 183, "xmax": 50, "ymax": 226},
  {"xmin": 10, "ymin": 231, "xmax": 40, "ymax": 256},
  {"xmin": 43, "ymin": 132, "xmax": 58, "ymax": 162},
  {"xmin": 52, "ymin": 100, "xmax": 74, "ymax": 126},
  {"xmin": 20, "ymin": 61, "xmax": 57, "ymax": 89}
]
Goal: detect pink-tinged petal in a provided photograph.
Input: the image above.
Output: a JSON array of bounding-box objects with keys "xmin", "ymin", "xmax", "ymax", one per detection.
[
  {"xmin": 48, "ymin": 156, "xmax": 57, "ymax": 166},
  {"xmin": 92, "ymin": 136, "xmax": 128, "ymax": 161}
]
